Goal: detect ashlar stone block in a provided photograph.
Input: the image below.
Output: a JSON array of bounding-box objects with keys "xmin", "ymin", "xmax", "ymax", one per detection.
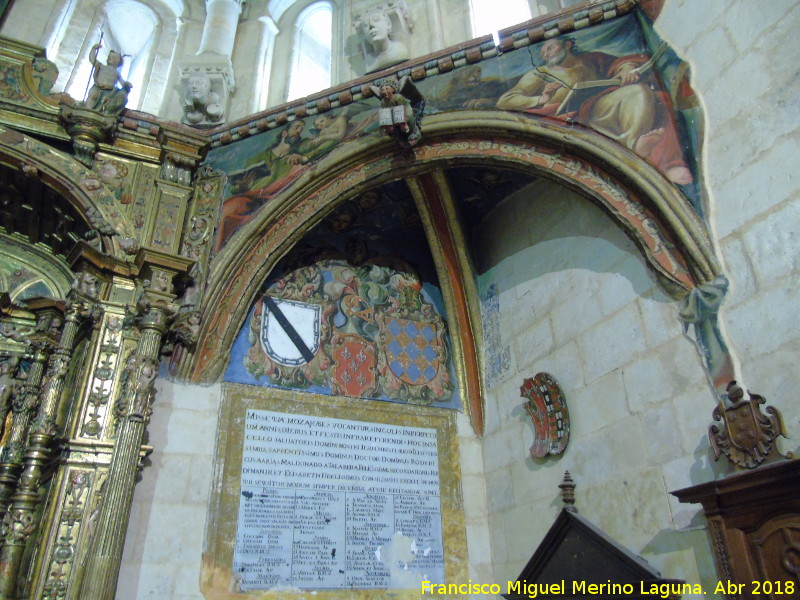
[{"xmin": 579, "ymin": 304, "xmax": 646, "ymax": 383}]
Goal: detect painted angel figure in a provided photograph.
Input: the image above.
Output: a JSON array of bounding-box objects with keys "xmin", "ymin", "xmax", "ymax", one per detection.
[{"xmin": 369, "ymin": 76, "xmax": 424, "ymax": 147}]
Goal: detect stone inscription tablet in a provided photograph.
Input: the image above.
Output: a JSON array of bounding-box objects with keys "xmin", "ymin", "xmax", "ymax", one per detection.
[{"xmin": 233, "ymin": 409, "xmax": 445, "ymax": 590}]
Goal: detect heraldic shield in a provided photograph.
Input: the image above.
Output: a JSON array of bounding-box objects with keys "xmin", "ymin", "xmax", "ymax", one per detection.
[
  {"xmin": 709, "ymin": 381, "xmax": 790, "ymax": 469},
  {"xmin": 331, "ymin": 333, "xmax": 378, "ymax": 397},
  {"xmin": 379, "ymin": 315, "xmax": 444, "ymax": 386},
  {"xmin": 521, "ymin": 373, "xmax": 570, "ymax": 458},
  {"xmin": 260, "ymin": 297, "xmax": 321, "ymax": 366}
]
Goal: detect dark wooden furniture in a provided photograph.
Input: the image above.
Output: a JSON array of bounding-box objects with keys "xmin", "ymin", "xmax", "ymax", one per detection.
[
  {"xmin": 504, "ymin": 472, "xmax": 684, "ymax": 600},
  {"xmin": 672, "ymin": 459, "xmax": 800, "ymax": 599}
]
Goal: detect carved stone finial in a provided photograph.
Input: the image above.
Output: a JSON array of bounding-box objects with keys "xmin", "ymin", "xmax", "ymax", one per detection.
[
  {"xmin": 709, "ymin": 380, "xmax": 793, "ymax": 469},
  {"xmin": 559, "ymin": 471, "xmax": 576, "ymax": 512}
]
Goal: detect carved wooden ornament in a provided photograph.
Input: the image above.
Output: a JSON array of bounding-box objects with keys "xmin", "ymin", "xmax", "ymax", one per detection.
[
  {"xmin": 709, "ymin": 381, "xmax": 793, "ymax": 469},
  {"xmin": 521, "ymin": 372, "xmax": 570, "ymax": 458}
]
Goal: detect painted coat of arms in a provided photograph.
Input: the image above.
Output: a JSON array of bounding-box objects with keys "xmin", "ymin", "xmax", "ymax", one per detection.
[
  {"xmin": 521, "ymin": 373, "xmax": 570, "ymax": 458},
  {"xmin": 376, "ymin": 312, "xmax": 450, "ymax": 404},
  {"xmin": 244, "ymin": 264, "xmax": 334, "ymax": 386},
  {"xmin": 243, "ymin": 258, "xmax": 453, "ymax": 405},
  {"xmin": 260, "ymin": 297, "xmax": 321, "ymax": 366},
  {"xmin": 331, "ymin": 333, "xmax": 378, "ymax": 397}
]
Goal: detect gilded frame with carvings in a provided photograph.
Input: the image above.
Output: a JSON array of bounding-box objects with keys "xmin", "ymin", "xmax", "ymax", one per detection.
[{"xmin": 201, "ymin": 383, "xmax": 468, "ymax": 600}]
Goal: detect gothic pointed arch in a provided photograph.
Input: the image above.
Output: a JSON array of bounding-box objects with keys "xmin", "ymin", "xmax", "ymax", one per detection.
[{"xmin": 183, "ymin": 111, "xmax": 720, "ymax": 431}]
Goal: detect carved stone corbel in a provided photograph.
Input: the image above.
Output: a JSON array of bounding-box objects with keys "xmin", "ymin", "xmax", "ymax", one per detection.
[{"xmin": 179, "ymin": 67, "xmax": 229, "ymax": 127}]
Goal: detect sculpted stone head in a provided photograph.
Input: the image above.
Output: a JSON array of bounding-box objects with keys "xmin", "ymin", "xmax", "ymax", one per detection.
[
  {"xmin": 364, "ymin": 11, "xmax": 392, "ymax": 43},
  {"xmin": 188, "ymin": 74, "xmax": 211, "ymax": 100}
]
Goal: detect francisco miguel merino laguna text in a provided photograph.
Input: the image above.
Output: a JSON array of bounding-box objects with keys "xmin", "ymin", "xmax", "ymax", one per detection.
[{"xmin": 421, "ymin": 579, "xmax": 705, "ymax": 598}]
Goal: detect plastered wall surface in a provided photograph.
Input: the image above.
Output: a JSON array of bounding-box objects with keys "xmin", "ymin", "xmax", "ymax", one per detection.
[
  {"xmin": 476, "ymin": 180, "xmax": 720, "ymax": 593},
  {"xmin": 117, "ymin": 380, "xmax": 221, "ymax": 600},
  {"xmin": 117, "ymin": 382, "xmax": 492, "ymax": 600}
]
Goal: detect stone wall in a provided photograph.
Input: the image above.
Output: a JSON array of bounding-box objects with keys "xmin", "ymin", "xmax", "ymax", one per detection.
[
  {"xmin": 117, "ymin": 381, "xmax": 220, "ymax": 600},
  {"xmin": 479, "ymin": 0, "xmax": 800, "ymax": 593},
  {"xmin": 475, "ymin": 180, "xmax": 720, "ymax": 593},
  {"xmin": 657, "ymin": 0, "xmax": 800, "ymax": 439}
]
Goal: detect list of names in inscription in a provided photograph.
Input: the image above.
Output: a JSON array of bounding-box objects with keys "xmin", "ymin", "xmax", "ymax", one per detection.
[{"xmin": 233, "ymin": 409, "xmax": 444, "ymax": 590}]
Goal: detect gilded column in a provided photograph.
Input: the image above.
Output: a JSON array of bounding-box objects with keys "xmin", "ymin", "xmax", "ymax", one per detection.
[
  {"xmin": 77, "ymin": 251, "xmax": 188, "ymax": 600},
  {"xmin": 0, "ymin": 290, "xmax": 95, "ymax": 599},
  {"xmin": 0, "ymin": 306, "xmax": 63, "ymax": 520}
]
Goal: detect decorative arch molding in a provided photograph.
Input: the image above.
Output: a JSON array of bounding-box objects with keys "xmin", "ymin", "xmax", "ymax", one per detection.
[
  {"xmin": 0, "ymin": 126, "xmax": 138, "ymax": 257},
  {"xmin": 0, "ymin": 233, "xmax": 74, "ymax": 301},
  {"xmin": 185, "ymin": 110, "xmax": 720, "ymax": 389}
]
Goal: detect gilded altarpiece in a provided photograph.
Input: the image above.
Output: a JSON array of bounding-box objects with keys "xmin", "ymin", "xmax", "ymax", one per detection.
[
  {"xmin": 203, "ymin": 383, "xmax": 467, "ymax": 600},
  {"xmin": 19, "ymin": 280, "xmax": 147, "ymax": 599}
]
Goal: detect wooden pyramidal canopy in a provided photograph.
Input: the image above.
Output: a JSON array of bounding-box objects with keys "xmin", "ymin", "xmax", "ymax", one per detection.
[{"xmin": 504, "ymin": 472, "xmax": 685, "ymax": 600}]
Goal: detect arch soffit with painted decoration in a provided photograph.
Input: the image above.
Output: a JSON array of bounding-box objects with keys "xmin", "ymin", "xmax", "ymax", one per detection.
[
  {"xmin": 0, "ymin": 126, "xmax": 138, "ymax": 258},
  {"xmin": 191, "ymin": 110, "xmax": 720, "ymax": 384}
]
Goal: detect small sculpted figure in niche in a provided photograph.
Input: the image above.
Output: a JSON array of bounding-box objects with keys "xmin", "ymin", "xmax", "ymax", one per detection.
[
  {"xmin": 182, "ymin": 73, "xmax": 224, "ymax": 125},
  {"xmin": 360, "ymin": 10, "xmax": 409, "ymax": 73},
  {"xmin": 85, "ymin": 43, "xmax": 132, "ymax": 115},
  {"xmin": 369, "ymin": 76, "xmax": 424, "ymax": 146},
  {"xmin": 72, "ymin": 270, "xmax": 99, "ymax": 298}
]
